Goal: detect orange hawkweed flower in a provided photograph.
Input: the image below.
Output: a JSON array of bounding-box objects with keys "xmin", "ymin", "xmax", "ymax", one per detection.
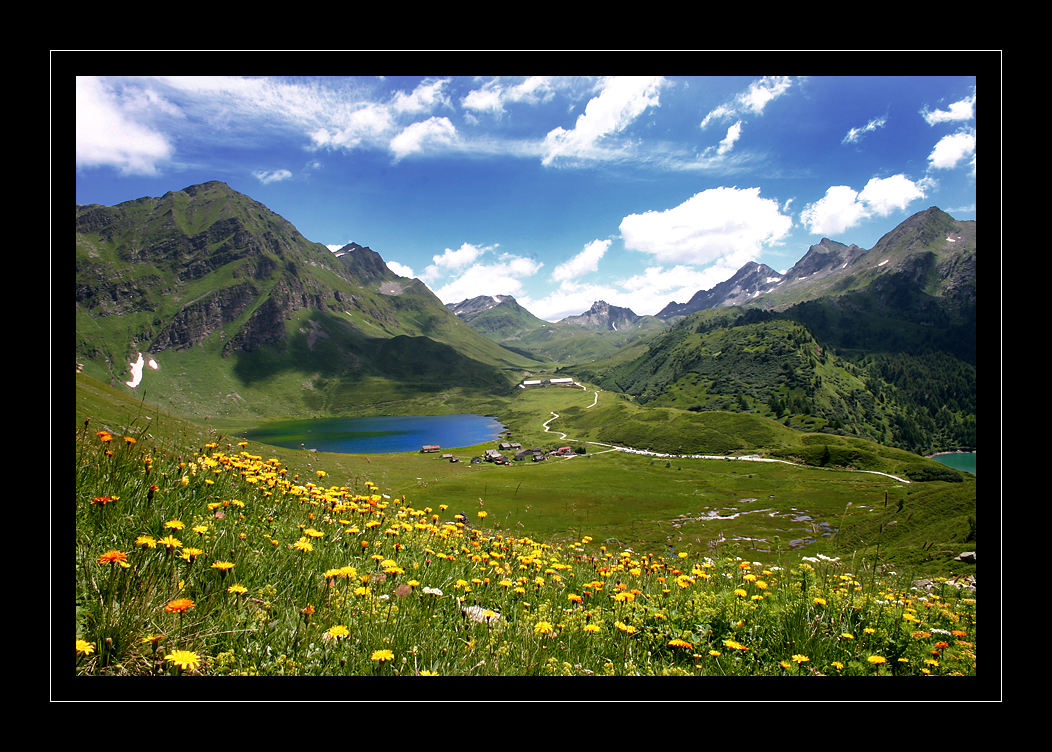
[
  {"xmin": 97, "ymin": 549, "xmax": 128, "ymax": 565},
  {"xmin": 165, "ymin": 597, "xmax": 195, "ymax": 614}
]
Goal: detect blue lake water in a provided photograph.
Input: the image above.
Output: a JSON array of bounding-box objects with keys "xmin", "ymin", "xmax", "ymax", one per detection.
[
  {"xmin": 243, "ymin": 414, "xmax": 505, "ymax": 454},
  {"xmin": 931, "ymin": 452, "xmax": 976, "ymax": 475}
]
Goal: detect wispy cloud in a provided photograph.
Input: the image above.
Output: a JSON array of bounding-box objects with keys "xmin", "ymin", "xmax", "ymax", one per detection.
[
  {"xmin": 843, "ymin": 115, "xmax": 887, "ymax": 145},
  {"xmin": 552, "ymin": 239, "xmax": 611, "ymax": 282},
  {"xmin": 700, "ymin": 76, "xmax": 794, "ymax": 129},
  {"xmin": 541, "ymin": 76, "xmax": 668, "ymax": 166},
  {"xmin": 252, "ymin": 169, "xmax": 292, "ymax": 184},
  {"xmin": 461, "ymin": 76, "xmax": 558, "ymax": 119}
]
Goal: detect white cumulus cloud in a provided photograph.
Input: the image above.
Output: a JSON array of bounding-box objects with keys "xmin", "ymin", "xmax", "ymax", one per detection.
[
  {"xmin": 427, "ymin": 254, "xmax": 542, "ymax": 305},
  {"xmin": 921, "ymin": 93, "xmax": 975, "ymax": 126},
  {"xmin": 385, "ymin": 260, "xmax": 415, "ymax": 278},
  {"xmin": 928, "ymin": 129, "xmax": 976, "ymax": 171},
  {"xmin": 801, "ymin": 174, "xmax": 927, "ymax": 237},
  {"xmin": 619, "ymin": 186, "xmax": 793, "ymax": 267},
  {"xmin": 76, "ymin": 76, "xmax": 176, "ymax": 175},
  {"xmin": 389, "ymin": 116, "xmax": 458, "ymax": 161},
  {"xmin": 422, "ymin": 242, "xmax": 493, "ymax": 280}
]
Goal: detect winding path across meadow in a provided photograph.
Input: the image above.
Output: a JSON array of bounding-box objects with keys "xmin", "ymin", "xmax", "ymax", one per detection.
[{"xmin": 542, "ymin": 390, "xmax": 910, "ymax": 483}]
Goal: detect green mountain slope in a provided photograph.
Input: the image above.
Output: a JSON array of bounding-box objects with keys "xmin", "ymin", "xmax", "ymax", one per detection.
[
  {"xmin": 76, "ymin": 181, "xmax": 541, "ymax": 421},
  {"xmin": 754, "ymin": 207, "xmax": 976, "ymax": 311},
  {"xmin": 562, "ymin": 208, "xmax": 976, "ymax": 456}
]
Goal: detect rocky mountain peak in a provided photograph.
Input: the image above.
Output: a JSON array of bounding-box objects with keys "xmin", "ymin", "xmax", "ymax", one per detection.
[
  {"xmin": 784, "ymin": 238, "xmax": 866, "ymax": 282},
  {"xmin": 446, "ymin": 295, "xmax": 516, "ymax": 319},
  {"xmin": 656, "ymin": 261, "xmax": 784, "ymax": 320},
  {"xmin": 334, "ymin": 242, "xmax": 399, "ymax": 286},
  {"xmin": 560, "ymin": 300, "xmax": 641, "ymax": 330}
]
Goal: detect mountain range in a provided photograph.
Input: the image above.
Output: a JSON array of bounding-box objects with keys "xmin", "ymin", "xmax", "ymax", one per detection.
[
  {"xmin": 445, "ymin": 206, "xmax": 974, "ymax": 330},
  {"xmin": 75, "ymin": 180, "xmax": 975, "ymax": 453}
]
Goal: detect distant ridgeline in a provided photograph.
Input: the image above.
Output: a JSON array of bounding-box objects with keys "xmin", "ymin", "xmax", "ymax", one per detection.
[{"xmin": 565, "ymin": 208, "xmax": 975, "ymax": 457}]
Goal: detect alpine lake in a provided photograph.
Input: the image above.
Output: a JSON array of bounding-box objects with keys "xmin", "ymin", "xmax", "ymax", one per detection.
[{"xmin": 242, "ymin": 414, "xmax": 506, "ymax": 455}]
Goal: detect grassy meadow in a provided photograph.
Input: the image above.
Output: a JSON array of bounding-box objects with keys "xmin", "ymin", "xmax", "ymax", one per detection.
[{"xmin": 73, "ymin": 374, "xmax": 978, "ymax": 680}]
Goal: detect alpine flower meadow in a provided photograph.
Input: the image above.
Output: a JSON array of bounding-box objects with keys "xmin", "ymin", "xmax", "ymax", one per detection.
[{"xmin": 75, "ymin": 424, "xmax": 977, "ymax": 677}]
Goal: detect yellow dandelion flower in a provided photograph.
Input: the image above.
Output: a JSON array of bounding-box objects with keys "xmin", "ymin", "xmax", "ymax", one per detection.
[
  {"xmin": 326, "ymin": 625, "xmax": 350, "ymax": 640},
  {"xmin": 164, "ymin": 519, "xmax": 185, "ymax": 530},
  {"xmin": 370, "ymin": 649, "xmax": 395, "ymax": 662},
  {"xmin": 867, "ymin": 655, "xmax": 887, "ymax": 665},
  {"xmin": 76, "ymin": 639, "xmax": 95, "ymax": 655},
  {"xmin": 165, "ymin": 649, "xmax": 201, "ymax": 671}
]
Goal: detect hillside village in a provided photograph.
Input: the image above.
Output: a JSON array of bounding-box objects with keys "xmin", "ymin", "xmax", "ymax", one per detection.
[
  {"xmin": 421, "ymin": 377, "xmax": 584, "ymax": 464},
  {"xmin": 422, "ymin": 439, "xmax": 580, "ymax": 465}
]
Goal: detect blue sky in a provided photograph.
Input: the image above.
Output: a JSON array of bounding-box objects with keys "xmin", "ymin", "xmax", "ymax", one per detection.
[{"xmin": 75, "ymin": 75, "xmax": 978, "ymax": 321}]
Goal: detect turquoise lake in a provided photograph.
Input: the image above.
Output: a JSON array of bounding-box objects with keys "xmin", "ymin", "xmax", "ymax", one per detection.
[
  {"xmin": 243, "ymin": 414, "xmax": 505, "ymax": 455},
  {"xmin": 931, "ymin": 452, "xmax": 976, "ymax": 475}
]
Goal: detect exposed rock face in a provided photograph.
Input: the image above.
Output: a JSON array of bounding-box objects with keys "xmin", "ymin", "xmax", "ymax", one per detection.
[
  {"xmin": 76, "ymin": 181, "xmax": 356, "ymax": 356},
  {"xmin": 657, "ymin": 262, "xmax": 784, "ymax": 319},
  {"xmin": 335, "ymin": 242, "xmax": 401, "ymax": 286},
  {"xmin": 783, "ymin": 238, "xmax": 866, "ymax": 282},
  {"xmin": 447, "ymin": 295, "xmax": 516, "ymax": 319},
  {"xmin": 560, "ymin": 300, "xmax": 641, "ymax": 330}
]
